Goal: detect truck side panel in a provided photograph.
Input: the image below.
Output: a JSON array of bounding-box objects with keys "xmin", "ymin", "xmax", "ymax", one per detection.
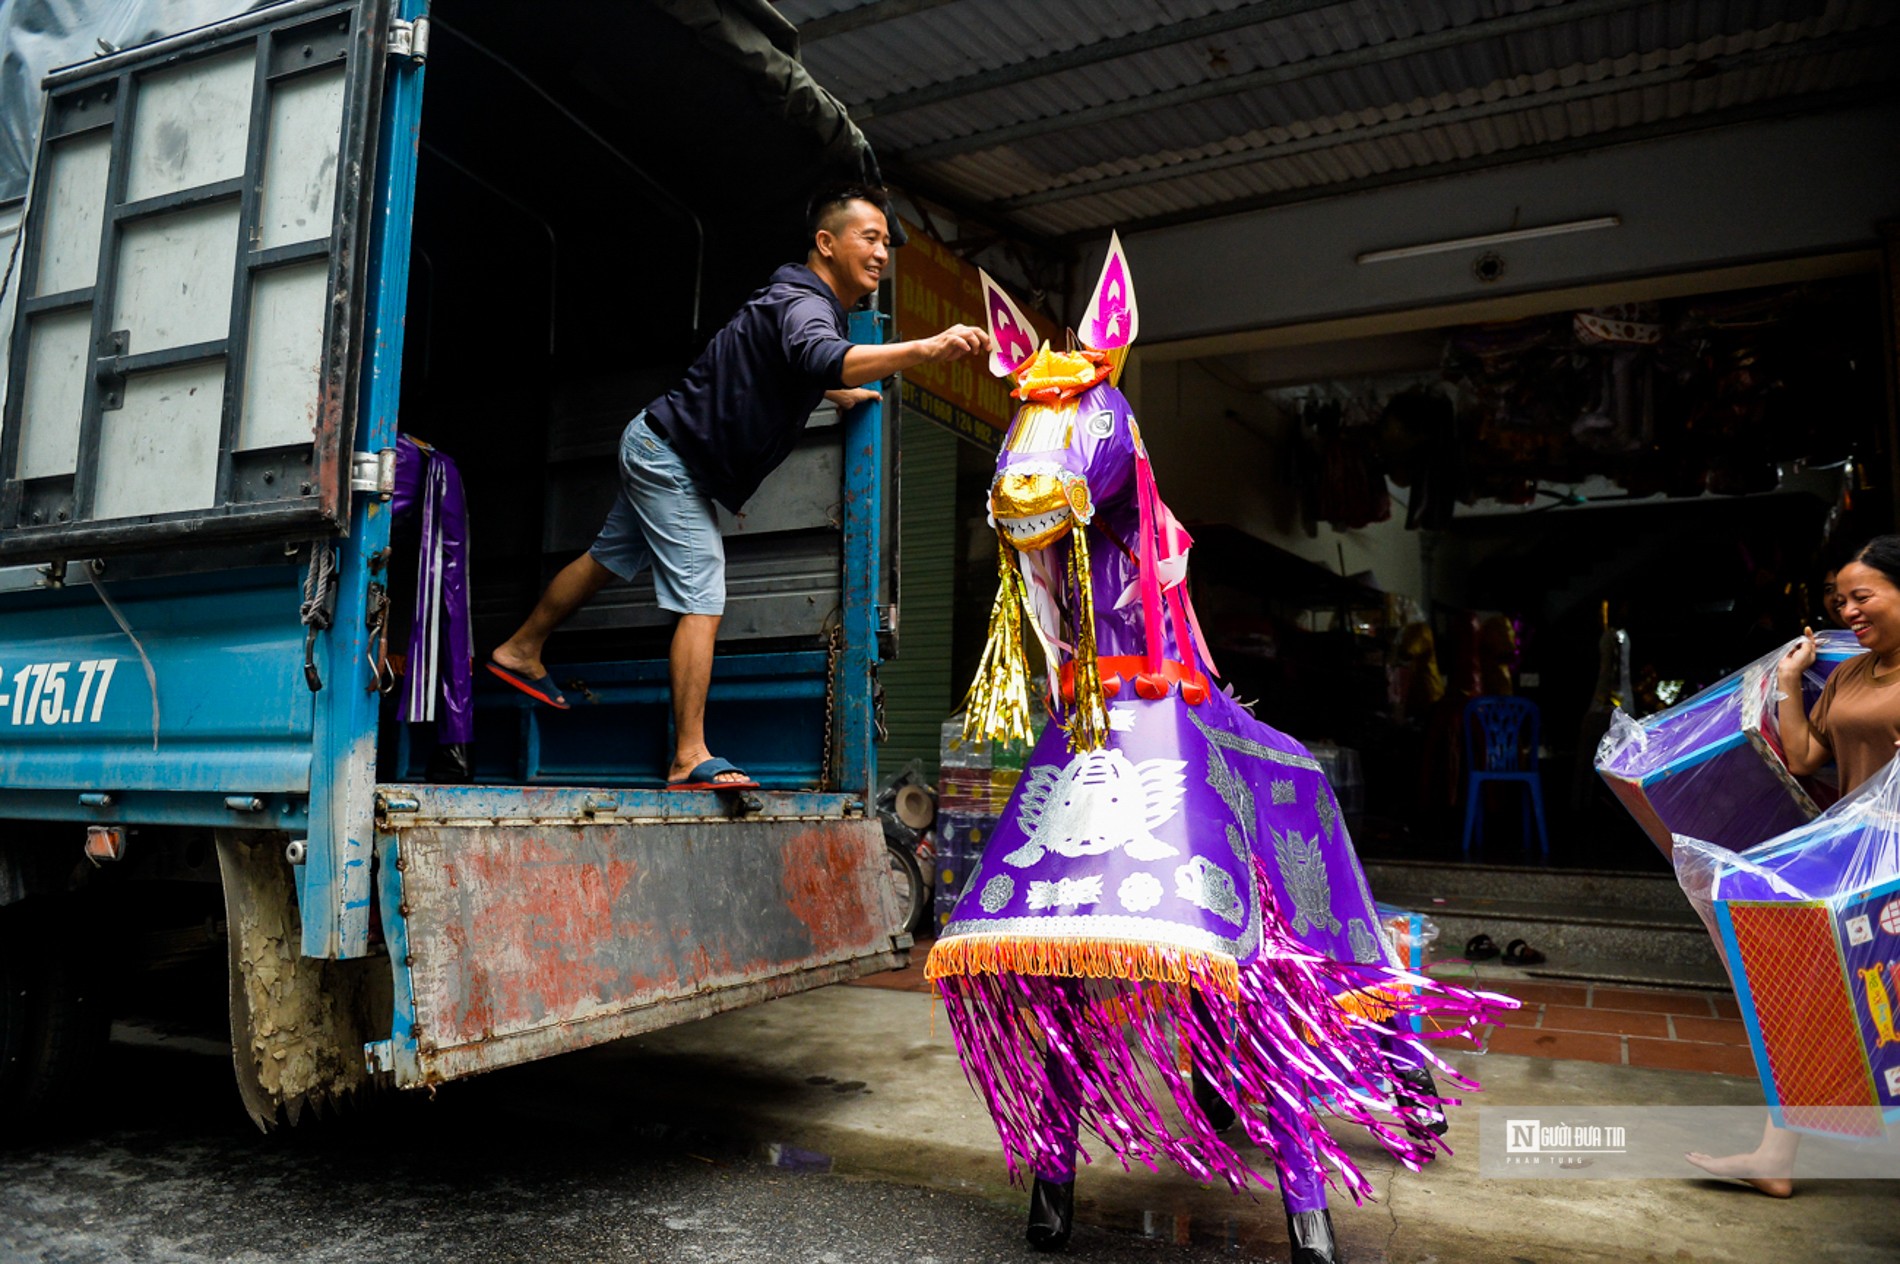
[{"xmin": 0, "ymin": 569, "xmax": 311, "ymax": 818}]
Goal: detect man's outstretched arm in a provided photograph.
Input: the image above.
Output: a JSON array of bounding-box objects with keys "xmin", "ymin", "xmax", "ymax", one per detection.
[{"xmin": 839, "ymin": 324, "xmax": 988, "ymax": 387}]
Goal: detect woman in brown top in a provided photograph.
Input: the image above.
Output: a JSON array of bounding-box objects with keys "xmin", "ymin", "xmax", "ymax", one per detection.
[
  {"xmin": 1779, "ymin": 539, "xmax": 1900, "ymax": 791},
  {"xmin": 1686, "ymin": 534, "xmax": 1900, "ymax": 1196}
]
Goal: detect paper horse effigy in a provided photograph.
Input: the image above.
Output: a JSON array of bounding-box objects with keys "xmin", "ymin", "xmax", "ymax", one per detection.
[
  {"xmin": 926, "ymin": 237, "xmax": 1511, "ymax": 1261},
  {"xmin": 1674, "ymin": 757, "xmax": 1900, "ymax": 1140},
  {"xmin": 1596, "ymin": 631, "xmax": 1862, "ymax": 857}
]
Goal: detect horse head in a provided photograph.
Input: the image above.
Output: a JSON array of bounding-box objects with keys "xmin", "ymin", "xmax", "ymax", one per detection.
[
  {"xmin": 966, "ymin": 236, "xmax": 1218, "ymax": 752},
  {"xmin": 981, "ymin": 233, "xmax": 1141, "ymax": 557}
]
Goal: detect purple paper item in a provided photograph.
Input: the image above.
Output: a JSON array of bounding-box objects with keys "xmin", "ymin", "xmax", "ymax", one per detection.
[
  {"xmin": 933, "ymin": 246, "xmax": 1512, "ymax": 1209},
  {"xmin": 935, "ymin": 688, "xmax": 1507, "ymax": 1195},
  {"xmin": 392, "ymin": 435, "xmax": 474, "ymax": 744},
  {"xmin": 1595, "ymin": 631, "xmax": 1861, "ymax": 855},
  {"xmin": 941, "ymin": 689, "xmax": 1395, "ymax": 976}
]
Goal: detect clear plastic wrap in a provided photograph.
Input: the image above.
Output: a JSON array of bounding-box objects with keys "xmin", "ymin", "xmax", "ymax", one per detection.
[
  {"xmin": 1673, "ymin": 757, "xmax": 1900, "ymax": 1138},
  {"xmin": 1377, "ymin": 901, "xmax": 1440, "ymax": 969},
  {"xmin": 1594, "ymin": 630, "xmax": 1862, "ymax": 857},
  {"xmin": 0, "ymin": 2, "xmax": 272, "ymax": 203}
]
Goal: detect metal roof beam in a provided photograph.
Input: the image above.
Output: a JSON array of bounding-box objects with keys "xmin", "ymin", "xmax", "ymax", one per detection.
[
  {"xmin": 798, "ymin": 0, "xmax": 962, "ymax": 43},
  {"xmin": 853, "ymin": 0, "xmax": 1343, "ymax": 121},
  {"xmin": 997, "ymin": 27, "xmax": 1893, "ymax": 214},
  {"xmin": 898, "ymin": 0, "xmax": 1669, "ymax": 164},
  {"xmin": 1051, "ymin": 83, "xmax": 1899, "ymax": 246}
]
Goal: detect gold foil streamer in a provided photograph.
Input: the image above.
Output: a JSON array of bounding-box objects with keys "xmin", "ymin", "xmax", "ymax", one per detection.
[
  {"xmin": 960, "ymin": 536, "xmax": 1037, "ymax": 747},
  {"xmin": 1066, "ymin": 525, "xmax": 1109, "ymax": 752}
]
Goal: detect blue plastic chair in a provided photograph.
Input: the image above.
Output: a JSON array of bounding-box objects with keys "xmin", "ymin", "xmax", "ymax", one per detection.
[{"xmin": 1461, "ymin": 696, "xmax": 1549, "ymax": 858}]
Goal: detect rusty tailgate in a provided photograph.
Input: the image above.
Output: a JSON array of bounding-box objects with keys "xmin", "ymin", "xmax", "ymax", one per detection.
[{"xmin": 372, "ymin": 788, "xmax": 907, "ymax": 1086}]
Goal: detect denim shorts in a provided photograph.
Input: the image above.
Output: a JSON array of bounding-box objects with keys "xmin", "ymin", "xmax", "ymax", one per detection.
[{"xmin": 588, "ymin": 412, "xmax": 725, "ymax": 615}]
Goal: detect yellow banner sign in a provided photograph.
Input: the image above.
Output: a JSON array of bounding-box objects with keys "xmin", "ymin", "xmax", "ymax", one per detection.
[{"xmin": 895, "ymin": 220, "xmax": 1054, "ymax": 445}]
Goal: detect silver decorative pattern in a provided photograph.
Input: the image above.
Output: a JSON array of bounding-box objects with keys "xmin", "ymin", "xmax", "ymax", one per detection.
[
  {"xmin": 1027, "ymin": 874, "xmax": 1105, "ymax": 911},
  {"xmin": 937, "ymin": 912, "xmax": 1250, "ymax": 959},
  {"xmin": 1003, "ymin": 748, "xmax": 1186, "ymax": 868},
  {"xmin": 1117, "ymin": 871, "xmax": 1163, "ymax": 913},
  {"xmin": 1316, "ymin": 783, "xmax": 1338, "ymax": 843},
  {"xmin": 1271, "ymin": 824, "xmax": 1339, "ymax": 936},
  {"xmin": 1174, "ymin": 855, "xmax": 1244, "ymax": 927},
  {"xmin": 1270, "ymin": 779, "xmax": 1296, "ymax": 805},
  {"xmin": 1347, "ymin": 917, "xmax": 1380, "ymax": 964},
  {"xmin": 1201, "ymin": 739, "xmax": 1254, "ymax": 846},
  {"xmin": 979, "ymin": 874, "xmax": 1015, "ymax": 914},
  {"xmin": 1189, "ymin": 709, "xmax": 1324, "ymax": 771}
]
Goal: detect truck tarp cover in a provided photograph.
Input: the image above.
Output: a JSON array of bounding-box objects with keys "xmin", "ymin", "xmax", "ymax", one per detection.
[{"xmin": 0, "ymin": 0, "xmax": 873, "ymax": 204}]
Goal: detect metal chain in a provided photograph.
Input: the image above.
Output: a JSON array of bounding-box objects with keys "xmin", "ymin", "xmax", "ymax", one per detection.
[{"xmin": 820, "ymin": 622, "xmax": 841, "ymax": 790}]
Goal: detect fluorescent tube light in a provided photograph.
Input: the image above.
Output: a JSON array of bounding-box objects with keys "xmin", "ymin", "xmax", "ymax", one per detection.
[{"xmin": 1356, "ymin": 216, "xmax": 1621, "ymax": 264}]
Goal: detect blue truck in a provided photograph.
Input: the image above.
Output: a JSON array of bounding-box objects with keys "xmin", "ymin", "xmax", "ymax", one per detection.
[{"xmin": 0, "ymin": 0, "xmax": 908, "ymax": 1130}]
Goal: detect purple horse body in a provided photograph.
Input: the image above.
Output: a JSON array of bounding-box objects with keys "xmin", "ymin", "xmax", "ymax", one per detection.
[{"xmin": 930, "ymin": 243, "xmax": 1508, "ymax": 1246}]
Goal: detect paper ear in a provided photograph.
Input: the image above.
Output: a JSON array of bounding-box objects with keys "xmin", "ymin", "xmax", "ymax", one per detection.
[
  {"xmin": 1079, "ymin": 231, "xmax": 1138, "ymax": 352},
  {"xmin": 979, "ymin": 268, "xmax": 1038, "ymax": 378}
]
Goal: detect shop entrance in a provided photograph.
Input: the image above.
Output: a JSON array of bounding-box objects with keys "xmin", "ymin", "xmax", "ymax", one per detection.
[{"xmin": 1151, "ymin": 261, "xmax": 1892, "ymax": 872}]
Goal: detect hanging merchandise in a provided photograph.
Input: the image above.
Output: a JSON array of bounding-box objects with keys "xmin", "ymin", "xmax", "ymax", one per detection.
[
  {"xmin": 1595, "ymin": 631, "xmax": 1863, "ymax": 858},
  {"xmin": 1571, "ymin": 304, "xmax": 1660, "ymax": 459},
  {"xmin": 1378, "ymin": 389, "xmax": 1459, "ymax": 531},
  {"xmin": 1443, "ymin": 316, "xmax": 1583, "ymax": 502},
  {"xmin": 1573, "ymin": 303, "xmax": 1664, "ymax": 348},
  {"xmin": 1674, "ymin": 759, "xmax": 1900, "ymax": 1139},
  {"xmin": 937, "ymin": 241, "xmax": 1512, "ymax": 1258},
  {"xmin": 1310, "ymin": 397, "xmax": 1391, "ymax": 531}
]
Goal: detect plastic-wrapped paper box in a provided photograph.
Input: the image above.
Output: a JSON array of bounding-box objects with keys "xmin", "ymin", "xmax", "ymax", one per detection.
[
  {"xmin": 1375, "ymin": 901, "xmax": 1439, "ymax": 1036},
  {"xmin": 933, "ymin": 811, "xmax": 997, "ymax": 929},
  {"xmin": 1595, "ymin": 631, "xmax": 1861, "ymax": 857},
  {"xmin": 938, "ymin": 767, "xmax": 992, "ymax": 814},
  {"xmin": 1676, "ymin": 758, "xmax": 1900, "ymax": 1139}
]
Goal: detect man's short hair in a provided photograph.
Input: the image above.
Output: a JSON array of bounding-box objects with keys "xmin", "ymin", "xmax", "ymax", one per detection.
[{"xmin": 807, "ymin": 183, "xmax": 891, "ymax": 245}]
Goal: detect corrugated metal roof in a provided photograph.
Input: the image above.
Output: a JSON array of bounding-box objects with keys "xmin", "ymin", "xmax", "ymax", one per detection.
[{"xmin": 778, "ymin": 0, "xmax": 1898, "ymax": 241}]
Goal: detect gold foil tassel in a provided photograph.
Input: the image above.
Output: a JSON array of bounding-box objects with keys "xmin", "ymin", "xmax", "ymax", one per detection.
[
  {"xmin": 1066, "ymin": 524, "xmax": 1109, "ymax": 752},
  {"xmin": 961, "ymin": 536, "xmax": 1036, "ymax": 747}
]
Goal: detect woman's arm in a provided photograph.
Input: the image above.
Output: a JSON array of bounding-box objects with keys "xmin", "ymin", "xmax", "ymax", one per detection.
[{"xmin": 1777, "ymin": 627, "xmax": 1827, "ymax": 775}]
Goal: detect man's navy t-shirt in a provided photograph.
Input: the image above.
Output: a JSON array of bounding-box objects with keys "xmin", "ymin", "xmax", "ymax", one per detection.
[{"xmin": 644, "ymin": 264, "xmax": 854, "ymax": 514}]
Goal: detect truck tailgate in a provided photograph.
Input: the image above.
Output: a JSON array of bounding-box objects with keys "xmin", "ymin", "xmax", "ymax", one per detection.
[{"xmin": 373, "ymin": 788, "xmax": 907, "ymax": 1087}]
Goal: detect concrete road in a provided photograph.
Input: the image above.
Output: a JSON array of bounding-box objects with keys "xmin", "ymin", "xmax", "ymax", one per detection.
[
  {"xmin": 0, "ymin": 1014, "xmax": 1229, "ymax": 1264},
  {"xmin": 2, "ymin": 982, "xmax": 1893, "ymax": 1263}
]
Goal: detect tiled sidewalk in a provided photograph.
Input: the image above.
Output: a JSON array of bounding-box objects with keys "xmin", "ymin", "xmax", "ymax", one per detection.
[
  {"xmin": 855, "ymin": 950, "xmax": 1757, "ymax": 1079},
  {"xmin": 1458, "ymin": 976, "xmax": 1755, "ymax": 1077}
]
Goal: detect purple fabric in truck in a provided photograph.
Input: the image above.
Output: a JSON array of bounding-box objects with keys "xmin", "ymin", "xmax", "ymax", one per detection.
[{"xmin": 391, "ymin": 435, "xmax": 473, "ymax": 745}]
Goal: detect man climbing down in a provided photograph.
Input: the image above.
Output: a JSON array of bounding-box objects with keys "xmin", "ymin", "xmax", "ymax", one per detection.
[{"xmin": 488, "ymin": 184, "xmax": 987, "ymax": 789}]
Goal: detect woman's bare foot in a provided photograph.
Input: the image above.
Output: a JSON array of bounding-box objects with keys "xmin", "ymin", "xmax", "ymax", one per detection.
[{"xmin": 1683, "ymin": 1150, "xmax": 1795, "ymax": 1197}]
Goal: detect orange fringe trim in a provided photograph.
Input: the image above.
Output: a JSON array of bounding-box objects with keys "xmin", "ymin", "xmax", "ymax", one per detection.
[
  {"xmin": 1288, "ymin": 984, "xmax": 1409, "ymax": 1046},
  {"xmin": 1332, "ymin": 984, "xmax": 1404, "ymax": 1023},
  {"xmin": 925, "ymin": 933, "xmax": 1241, "ymax": 1000}
]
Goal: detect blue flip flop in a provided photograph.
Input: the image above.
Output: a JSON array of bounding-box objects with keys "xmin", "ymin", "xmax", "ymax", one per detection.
[
  {"xmin": 666, "ymin": 757, "xmax": 760, "ymax": 791},
  {"xmin": 486, "ymin": 660, "xmax": 570, "ymax": 710}
]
